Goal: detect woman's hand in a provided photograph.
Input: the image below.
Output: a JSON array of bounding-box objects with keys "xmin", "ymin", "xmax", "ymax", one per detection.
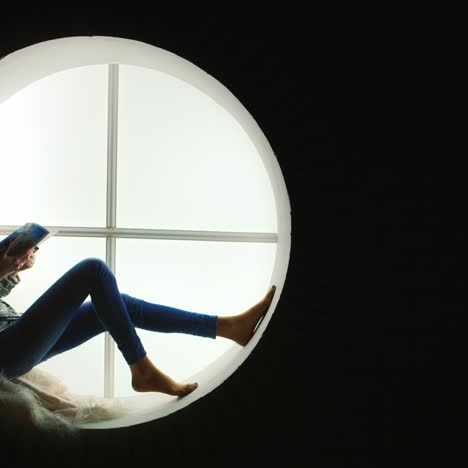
[
  {"xmin": 0, "ymin": 237, "xmax": 37, "ymax": 278},
  {"xmin": 15, "ymin": 246, "xmax": 39, "ymax": 273}
]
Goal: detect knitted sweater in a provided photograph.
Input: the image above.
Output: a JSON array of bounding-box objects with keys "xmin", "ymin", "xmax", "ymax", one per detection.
[{"xmin": 0, "ymin": 274, "xmax": 21, "ymax": 332}]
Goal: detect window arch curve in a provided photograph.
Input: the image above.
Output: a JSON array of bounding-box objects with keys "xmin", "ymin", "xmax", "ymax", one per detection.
[{"xmin": 0, "ymin": 36, "xmax": 291, "ymax": 428}]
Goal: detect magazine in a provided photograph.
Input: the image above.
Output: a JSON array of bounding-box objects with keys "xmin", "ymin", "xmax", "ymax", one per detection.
[{"xmin": 0, "ymin": 222, "xmax": 57, "ymax": 257}]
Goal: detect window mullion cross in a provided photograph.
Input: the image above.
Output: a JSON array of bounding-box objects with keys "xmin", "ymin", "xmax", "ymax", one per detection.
[{"xmin": 104, "ymin": 64, "xmax": 119, "ymax": 399}]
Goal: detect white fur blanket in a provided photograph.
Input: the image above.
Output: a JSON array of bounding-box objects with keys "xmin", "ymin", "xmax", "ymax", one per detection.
[{"xmin": 0, "ymin": 367, "xmax": 134, "ymax": 436}]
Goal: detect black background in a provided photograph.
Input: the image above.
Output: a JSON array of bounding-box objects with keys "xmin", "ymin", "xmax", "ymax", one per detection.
[{"xmin": 1, "ymin": 7, "xmax": 465, "ymax": 467}]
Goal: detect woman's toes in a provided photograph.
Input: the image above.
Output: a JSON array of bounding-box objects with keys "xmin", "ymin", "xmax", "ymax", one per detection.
[
  {"xmin": 259, "ymin": 285, "xmax": 276, "ymax": 313},
  {"xmin": 267, "ymin": 285, "xmax": 276, "ymax": 300},
  {"xmin": 177, "ymin": 382, "xmax": 198, "ymax": 397}
]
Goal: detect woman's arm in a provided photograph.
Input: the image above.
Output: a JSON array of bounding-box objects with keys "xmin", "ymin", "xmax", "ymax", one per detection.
[
  {"xmin": 10, "ymin": 272, "xmax": 20, "ymax": 282},
  {"xmin": 0, "ymin": 273, "xmax": 21, "ymax": 298}
]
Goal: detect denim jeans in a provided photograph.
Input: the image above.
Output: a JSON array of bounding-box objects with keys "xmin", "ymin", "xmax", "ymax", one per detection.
[{"xmin": 0, "ymin": 257, "xmax": 218, "ymax": 379}]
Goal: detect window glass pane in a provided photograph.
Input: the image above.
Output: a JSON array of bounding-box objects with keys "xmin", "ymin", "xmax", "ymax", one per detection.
[
  {"xmin": 0, "ymin": 65, "xmax": 108, "ymax": 227},
  {"xmin": 113, "ymin": 238, "xmax": 277, "ymax": 398},
  {"xmin": 1, "ymin": 235, "xmax": 107, "ymax": 397},
  {"xmin": 117, "ymin": 65, "xmax": 277, "ymax": 233}
]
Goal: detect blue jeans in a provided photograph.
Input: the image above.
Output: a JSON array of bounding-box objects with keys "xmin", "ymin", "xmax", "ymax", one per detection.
[{"xmin": 0, "ymin": 258, "xmax": 218, "ymax": 379}]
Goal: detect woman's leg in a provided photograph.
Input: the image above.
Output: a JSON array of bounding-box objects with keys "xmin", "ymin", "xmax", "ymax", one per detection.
[
  {"xmin": 119, "ymin": 286, "xmax": 277, "ymax": 395},
  {"xmin": 120, "ymin": 287, "xmax": 277, "ymax": 347},
  {"xmin": 40, "ymin": 284, "xmax": 277, "ymax": 363},
  {"xmin": 0, "ymin": 255, "xmax": 276, "ymax": 396},
  {"xmin": 39, "ymin": 294, "xmax": 218, "ymax": 363},
  {"xmin": 0, "ymin": 258, "xmax": 147, "ymax": 379},
  {"xmin": 0, "ymin": 258, "xmax": 197, "ymax": 396}
]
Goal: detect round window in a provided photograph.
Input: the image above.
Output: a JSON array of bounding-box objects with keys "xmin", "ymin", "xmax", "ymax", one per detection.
[{"xmin": 0, "ymin": 36, "xmax": 291, "ymax": 428}]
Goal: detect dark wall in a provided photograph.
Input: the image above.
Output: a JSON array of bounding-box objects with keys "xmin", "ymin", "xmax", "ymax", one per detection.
[{"xmin": 1, "ymin": 8, "xmax": 464, "ymax": 466}]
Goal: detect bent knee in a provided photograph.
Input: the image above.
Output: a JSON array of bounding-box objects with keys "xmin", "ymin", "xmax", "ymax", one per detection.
[{"xmin": 83, "ymin": 257, "xmax": 108, "ymax": 271}]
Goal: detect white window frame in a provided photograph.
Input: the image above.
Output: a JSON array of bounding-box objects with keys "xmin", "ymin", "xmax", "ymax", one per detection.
[
  {"xmin": 0, "ymin": 37, "xmax": 290, "ymax": 427},
  {"xmin": 1, "ymin": 63, "xmax": 277, "ymax": 398}
]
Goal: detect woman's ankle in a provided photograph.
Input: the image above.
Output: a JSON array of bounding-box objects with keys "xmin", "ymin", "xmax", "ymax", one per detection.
[
  {"xmin": 216, "ymin": 316, "xmax": 235, "ymax": 340},
  {"xmin": 130, "ymin": 355, "xmax": 154, "ymax": 378}
]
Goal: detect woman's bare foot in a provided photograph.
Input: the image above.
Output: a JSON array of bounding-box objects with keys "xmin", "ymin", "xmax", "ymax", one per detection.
[
  {"xmin": 130, "ymin": 356, "xmax": 198, "ymax": 397},
  {"xmin": 217, "ymin": 285, "xmax": 277, "ymax": 346}
]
